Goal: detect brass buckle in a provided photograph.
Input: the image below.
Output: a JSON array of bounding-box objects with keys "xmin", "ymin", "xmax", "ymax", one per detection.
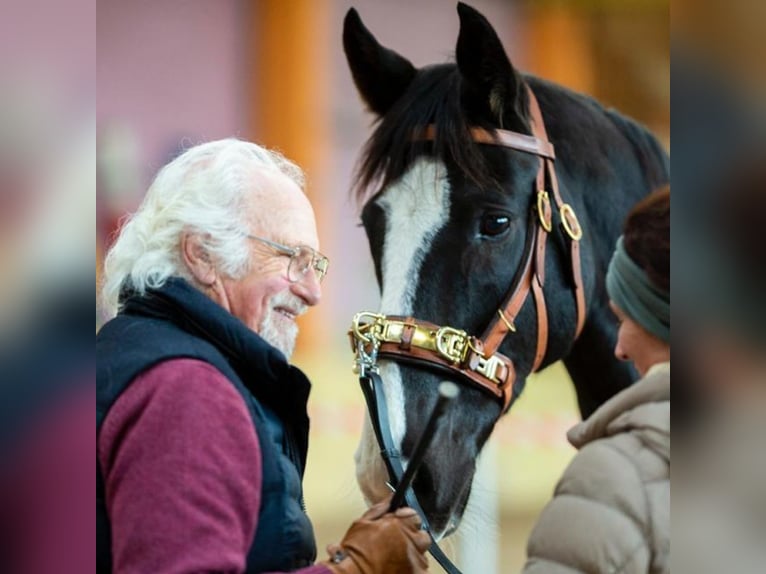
[
  {"xmin": 474, "ymin": 354, "xmax": 505, "ymax": 385},
  {"xmin": 560, "ymin": 203, "xmax": 583, "ymax": 241},
  {"xmin": 497, "ymin": 309, "xmax": 517, "ymax": 333},
  {"xmin": 537, "ymin": 190, "xmax": 553, "ymax": 233},
  {"xmin": 435, "ymin": 326, "xmax": 469, "ymax": 365},
  {"xmin": 350, "ymin": 311, "xmax": 386, "ymax": 345},
  {"xmin": 350, "ymin": 312, "xmax": 387, "ymax": 376}
]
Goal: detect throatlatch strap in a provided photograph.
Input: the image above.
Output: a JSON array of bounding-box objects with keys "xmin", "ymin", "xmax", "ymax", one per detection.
[{"xmin": 360, "ymin": 373, "xmax": 463, "ymax": 574}]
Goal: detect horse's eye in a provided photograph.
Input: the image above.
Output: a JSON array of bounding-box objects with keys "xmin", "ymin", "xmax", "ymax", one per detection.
[{"xmin": 479, "ymin": 213, "xmax": 511, "ymax": 237}]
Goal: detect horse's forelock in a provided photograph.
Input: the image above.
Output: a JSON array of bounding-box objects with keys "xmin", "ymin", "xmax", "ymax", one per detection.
[{"xmin": 353, "ymin": 65, "xmax": 517, "ymax": 207}]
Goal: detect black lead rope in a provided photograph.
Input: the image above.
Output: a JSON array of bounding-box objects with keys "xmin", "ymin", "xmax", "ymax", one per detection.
[{"xmin": 359, "ymin": 372, "xmax": 463, "ymax": 574}]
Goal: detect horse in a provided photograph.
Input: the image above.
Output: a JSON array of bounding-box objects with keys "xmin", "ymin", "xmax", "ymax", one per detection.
[{"xmin": 343, "ymin": 2, "xmax": 669, "ymax": 541}]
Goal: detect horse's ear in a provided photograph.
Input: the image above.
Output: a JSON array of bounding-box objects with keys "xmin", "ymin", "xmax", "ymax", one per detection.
[
  {"xmin": 343, "ymin": 8, "xmax": 416, "ymax": 116},
  {"xmin": 456, "ymin": 2, "xmax": 525, "ymax": 125}
]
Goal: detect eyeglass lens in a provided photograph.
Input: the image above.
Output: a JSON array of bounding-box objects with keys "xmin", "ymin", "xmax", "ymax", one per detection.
[{"xmin": 288, "ymin": 247, "xmax": 328, "ymax": 283}]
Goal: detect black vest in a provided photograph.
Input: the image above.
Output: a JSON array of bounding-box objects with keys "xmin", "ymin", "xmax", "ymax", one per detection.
[{"xmin": 96, "ymin": 278, "xmax": 317, "ymax": 572}]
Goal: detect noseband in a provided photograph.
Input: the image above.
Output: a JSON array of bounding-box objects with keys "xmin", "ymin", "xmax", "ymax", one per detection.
[{"xmin": 348, "ymin": 87, "xmax": 586, "ymax": 574}]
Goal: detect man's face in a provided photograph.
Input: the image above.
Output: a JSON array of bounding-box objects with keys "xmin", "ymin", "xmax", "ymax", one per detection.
[
  {"xmin": 611, "ymin": 301, "xmax": 670, "ymax": 376},
  {"xmin": 218, "ymin": 171, "xmax": 322, "ymax": 358}
]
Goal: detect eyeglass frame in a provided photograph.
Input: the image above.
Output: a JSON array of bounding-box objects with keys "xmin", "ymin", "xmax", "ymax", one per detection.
[{"xmin": 246, "ymin": 234, "xmax": 329, "ymax": 283}]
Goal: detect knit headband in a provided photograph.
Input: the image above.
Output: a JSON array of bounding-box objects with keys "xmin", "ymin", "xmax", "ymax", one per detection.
[{"xmin": 606, "ymin": 236, "xmax": 670, "ymax": 343}]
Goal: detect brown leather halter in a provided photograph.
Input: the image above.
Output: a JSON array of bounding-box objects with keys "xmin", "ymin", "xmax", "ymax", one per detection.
[{"xmin": 350, "ymin": 87, "xmax": 586, "ymax": 413}]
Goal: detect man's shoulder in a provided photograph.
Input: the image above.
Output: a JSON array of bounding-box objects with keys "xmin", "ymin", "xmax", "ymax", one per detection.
[
  {"xmin": 119, "ymin": 358, "xmax": 245, "ymax": 416},
  {"xmin": 98, "ymin": 357, "xmax": 259, "ymax": 474}
]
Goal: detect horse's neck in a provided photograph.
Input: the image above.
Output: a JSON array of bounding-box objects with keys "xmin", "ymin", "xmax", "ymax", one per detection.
[
  {"xmin": 563, "ymin": 301, "xmax": 636, "ymax": 418},
  {"xmin": 532, "ymin": 84, "xmax": 666, "ymax": 419}
]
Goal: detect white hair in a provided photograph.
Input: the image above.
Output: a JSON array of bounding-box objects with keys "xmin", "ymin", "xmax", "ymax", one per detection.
[{"xmin": 100, "ymin": 138, "xmax": 305, "ymax": 318}]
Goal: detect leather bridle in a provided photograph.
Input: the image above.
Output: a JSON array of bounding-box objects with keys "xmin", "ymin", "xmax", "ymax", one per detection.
[
  {"xmin": 348, "ymin": 87, "xmax": 586, "ymax": 573},
  {"xmin": 350, "ymin": 86, "xmax": 586, "ymax": 413}
]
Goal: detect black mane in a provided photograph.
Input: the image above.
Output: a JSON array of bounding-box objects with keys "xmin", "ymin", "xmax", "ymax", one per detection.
[{"xmin": 353, "ymin": 63, "xmax": 530, "ymax": 204}]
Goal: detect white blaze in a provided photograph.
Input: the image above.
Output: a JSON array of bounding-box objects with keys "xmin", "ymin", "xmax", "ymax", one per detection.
[{"xmin": 355, "ymin": 158, "xmax": 451, "ymax": 504}]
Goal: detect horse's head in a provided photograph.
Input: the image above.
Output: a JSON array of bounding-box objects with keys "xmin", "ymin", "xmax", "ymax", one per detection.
[{"xmin": 344, "ymin": 2, "xmax": 661, "ymax": 536}]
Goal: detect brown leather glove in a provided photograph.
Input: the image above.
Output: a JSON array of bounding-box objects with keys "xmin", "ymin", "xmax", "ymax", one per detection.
[{"xmin": 321, "ymin": 498, "xmax": 431, "ymax": 574}]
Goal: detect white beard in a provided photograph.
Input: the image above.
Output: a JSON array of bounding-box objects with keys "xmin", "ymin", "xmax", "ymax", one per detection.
[{"xmin": 258, "ymin": 291, "xmax": 305, "ymax": 359}]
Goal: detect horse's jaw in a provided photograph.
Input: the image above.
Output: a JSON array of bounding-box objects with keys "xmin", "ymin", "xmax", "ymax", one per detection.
[
  {"xmin": 354, "ymin": 413, "xmax": 471, "ymax": 539},
  {"xmin": 353, "ymin": 362, "xmax": 480, "ymax": 538}
]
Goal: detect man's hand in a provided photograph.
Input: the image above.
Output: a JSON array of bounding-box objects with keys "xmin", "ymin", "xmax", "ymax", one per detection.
[{"xmin": 322, "ymin": 498, "xmax": 431, "ymax": 574}]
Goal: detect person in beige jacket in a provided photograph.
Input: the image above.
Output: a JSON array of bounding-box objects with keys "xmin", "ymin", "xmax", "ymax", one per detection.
[{"xmin": 523, "ymin": 186, "xmax": 670, "ymax": 574}]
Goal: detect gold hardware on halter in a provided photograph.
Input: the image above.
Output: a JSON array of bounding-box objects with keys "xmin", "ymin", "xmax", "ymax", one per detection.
[
  {"xmin": 537, "ymin": 190, "xmax": 553, "ymax": 233},
  {"xmin": 351, "ymin": 311, "xmax": 387, "ymax": 345},
  {"xmin": 474, "ymin": 354, "xmax": 505, "ymax": 384},
  {"xmin": 497, "ymin": 309, "xmax": 517, "ymax": 333},
  {"xmin": 434, "ymin": 326, "xmax": 470, "ymax": 365},
  {"xmin": 349, "ymin": 311, "xmax": 510, "ymax": 387},
  {"xmin": 560, "ymin": 204, "xmax": 583, "ymax": 241}
]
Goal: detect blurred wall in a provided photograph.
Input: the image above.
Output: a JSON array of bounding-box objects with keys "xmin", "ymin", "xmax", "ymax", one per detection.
[{"xmin": 97, "ymin": 0, "xmax": 246, "ymax": 178}]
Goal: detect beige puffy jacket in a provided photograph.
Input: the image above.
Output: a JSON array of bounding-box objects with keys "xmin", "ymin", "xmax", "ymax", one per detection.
[{"xmin": 522, "ymin": 363, "xmax": 670, "ymax": 574}]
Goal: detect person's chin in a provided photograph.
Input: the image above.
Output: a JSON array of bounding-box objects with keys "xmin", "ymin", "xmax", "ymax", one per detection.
[{"xmin": 268, "ymin": 325, "xmax": 298, "ymax": 357}]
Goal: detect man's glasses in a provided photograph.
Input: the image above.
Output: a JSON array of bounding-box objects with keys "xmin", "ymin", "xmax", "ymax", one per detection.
[{"xmin": 247, "ymin": 235, "xmax": 329, "ymax": 284}]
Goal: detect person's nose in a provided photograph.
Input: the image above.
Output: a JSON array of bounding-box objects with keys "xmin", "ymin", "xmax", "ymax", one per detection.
[
  {"xmin": 614, "ymin": 339, "xmax": 629, "ymax": 362},
  {"xmin": 291, "ymin": 271, "xmax": 321, "ymax": 306}
]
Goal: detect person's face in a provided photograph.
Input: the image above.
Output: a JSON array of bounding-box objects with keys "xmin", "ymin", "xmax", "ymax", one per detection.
[
  {"xmin": 610, "ymin": 301, "xmax": 670, "ymax": 377},
  {"xmin": 216, "ymin": 171, "xmax": 322, "ymax": 358}
]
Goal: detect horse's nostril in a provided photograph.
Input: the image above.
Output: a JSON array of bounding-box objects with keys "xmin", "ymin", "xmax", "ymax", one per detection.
[{"xmin": 444, "ymin": 516, "xmax": 459, "ymax": 537}]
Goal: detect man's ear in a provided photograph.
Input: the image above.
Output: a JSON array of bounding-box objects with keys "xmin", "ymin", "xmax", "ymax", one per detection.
[{"xmin": 181, "ymin": 232, "xmax": 217, "ymax": 286}]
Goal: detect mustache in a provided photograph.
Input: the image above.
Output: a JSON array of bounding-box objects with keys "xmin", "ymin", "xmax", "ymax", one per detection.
[{"xmin": 269, "ymin": 291, "xmax": 308, "ymax": 316}]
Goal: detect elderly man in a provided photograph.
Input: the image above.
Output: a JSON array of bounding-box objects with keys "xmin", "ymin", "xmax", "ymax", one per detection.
[{"xmin": 97, "ymin": 139, "xmax": 430, "ymax": 573}]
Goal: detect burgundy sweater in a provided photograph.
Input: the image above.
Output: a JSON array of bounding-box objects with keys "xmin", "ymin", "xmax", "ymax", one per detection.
[{"xmin": 98, "ymin": 358, "xmax": 332, "ymax": 574}]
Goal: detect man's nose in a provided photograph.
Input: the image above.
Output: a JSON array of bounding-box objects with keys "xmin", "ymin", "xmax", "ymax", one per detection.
[{"xmin": 291, "ymin": 271, "xmax": 321, "ymax": 306}]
